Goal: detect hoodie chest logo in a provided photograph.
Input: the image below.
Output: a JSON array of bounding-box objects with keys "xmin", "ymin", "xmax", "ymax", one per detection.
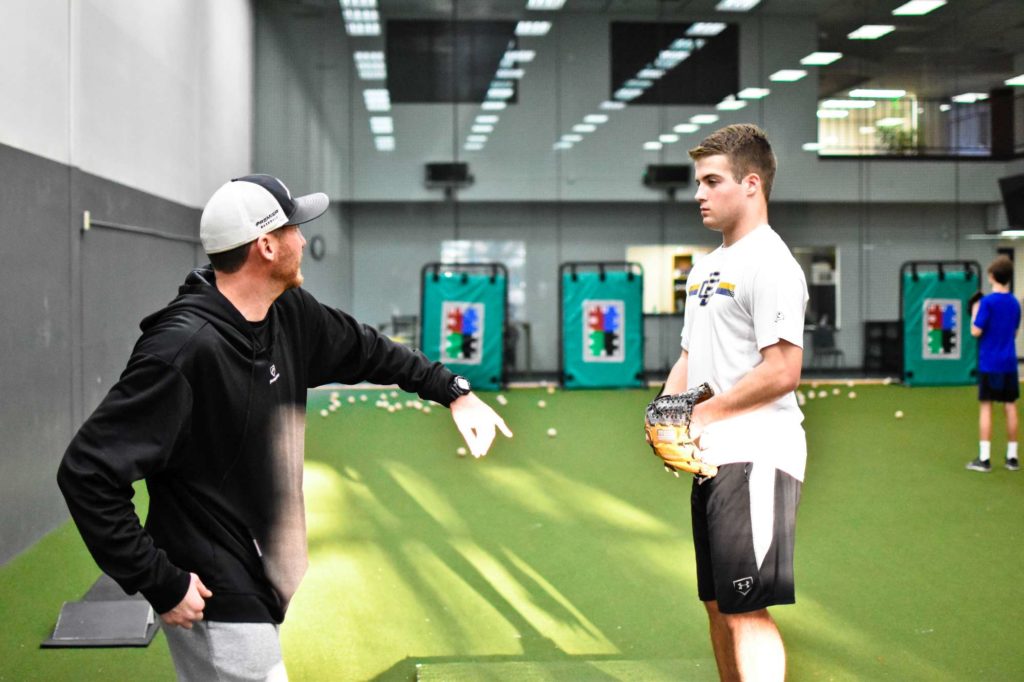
[{"xmin": 269, "ymin": 364, "xmax": 281, "ymax": 385}]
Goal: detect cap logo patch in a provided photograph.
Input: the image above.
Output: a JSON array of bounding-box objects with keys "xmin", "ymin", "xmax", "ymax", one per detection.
[{"xmin": 256, "ymin": 209, "xmax": 280, "ymax": 229}]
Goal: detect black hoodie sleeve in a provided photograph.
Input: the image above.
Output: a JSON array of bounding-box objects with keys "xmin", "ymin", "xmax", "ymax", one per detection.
[
  {"xmin": 298, "ymin": 291, "xmax": 456, "ymax": 405},
  {"xmin": 57, "ymin": 354, "xmax": 192, "ymax": 614}
]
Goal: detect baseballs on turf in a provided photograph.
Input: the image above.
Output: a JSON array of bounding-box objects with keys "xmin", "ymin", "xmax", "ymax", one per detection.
[
  {"xmin": 547, "ymin": 428, "xmax": 557, "ymax": 437},
  {"xmin": 537, "ymin": 400, "xmax": 547, "ymax": 408},
  {"xmin": 456, "ymin": 447, "xmax": 467, "ymax": 456},
  {"xmin": 895, "ymin": 410, "xmax": 904, "ymax": 419}
]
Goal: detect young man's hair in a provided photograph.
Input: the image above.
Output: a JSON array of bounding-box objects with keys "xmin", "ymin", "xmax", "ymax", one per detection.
[
  {"xmin": 208, "ymin": 240, "xmax": 253, "ymax": 274},
  {"xmin": 688, "ymin": 124, "xmax": 777, "ymax": 200},
  {"xmin": 988, "ymin": 255, "xmax": 1014, "ymax": 286}
]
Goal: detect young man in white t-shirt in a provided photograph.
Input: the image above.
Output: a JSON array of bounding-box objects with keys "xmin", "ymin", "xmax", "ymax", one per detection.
[{"xmin": 662, "ymin": 124, "xmax": 808, "ymax": 680}]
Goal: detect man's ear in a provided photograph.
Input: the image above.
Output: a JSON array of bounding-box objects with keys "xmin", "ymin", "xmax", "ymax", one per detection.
[
  {"xmin": 743, "ymin": 173, "xmax": 762, "ymax": 197},
  {"xmin": 253, "ymin": 233, "xmax": 276, "ymax": 262}
]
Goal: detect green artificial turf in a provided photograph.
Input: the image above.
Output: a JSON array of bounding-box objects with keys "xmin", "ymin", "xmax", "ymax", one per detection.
[{"xmin": 3, "ymin": 383, "xmax": 1022, "ymax": 681}]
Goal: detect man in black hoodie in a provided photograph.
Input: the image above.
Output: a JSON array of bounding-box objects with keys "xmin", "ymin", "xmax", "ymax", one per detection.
[{"xmin": 57, "ymin": 174, "xmax": 512, "ymax": 680}]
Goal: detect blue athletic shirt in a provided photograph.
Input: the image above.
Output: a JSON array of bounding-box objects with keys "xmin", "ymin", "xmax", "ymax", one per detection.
[{"xmin": 975, "ymin": 292, "xmax": 1021, "ymax": 373}]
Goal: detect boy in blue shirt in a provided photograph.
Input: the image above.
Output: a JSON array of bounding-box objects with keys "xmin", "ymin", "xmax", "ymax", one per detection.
[{"xmin": 967, "ymin": 255, "xmax": 1021, "ymax": 472}]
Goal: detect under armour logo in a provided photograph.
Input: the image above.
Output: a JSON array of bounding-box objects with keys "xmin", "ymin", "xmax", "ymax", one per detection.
[
  {"xmin": 269, "ymin": 365, "xmax": 280, "ymax": 385},
  {"xmin": 697, "ymin": 272, "xmax": 721, "ymax": 307},
  {"xmin": 733, "ymin": 577, "xmax": 754, "ymax": 595},
  {"xmin": 775, "ymin": 312, "xmax": 785, "ymax": 323}
]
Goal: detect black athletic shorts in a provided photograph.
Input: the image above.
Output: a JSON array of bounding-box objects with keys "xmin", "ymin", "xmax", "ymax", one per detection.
[
  {"xmin": 978, "ymin": 371, "xmax": 1019, "ymax": 403},
  {"xmin": 691, "ymin": 462, "xmax": 802, "ymax": 614}
]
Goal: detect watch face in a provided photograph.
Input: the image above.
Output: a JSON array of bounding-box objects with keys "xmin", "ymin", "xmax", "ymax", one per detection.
[{"xmin": 455, "ymin": 376, "xmax": 471, "ymax": 392}]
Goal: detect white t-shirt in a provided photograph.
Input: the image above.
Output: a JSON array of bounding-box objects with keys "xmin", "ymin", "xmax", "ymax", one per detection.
[{"xmin": 680, "ymin": 224, "xmax": 809, "ymax": 480}]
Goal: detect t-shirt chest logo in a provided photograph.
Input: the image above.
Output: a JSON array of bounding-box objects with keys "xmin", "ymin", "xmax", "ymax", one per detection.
[
  {"xmin": 269, "ymin": 364, "xmax": 281, "ymax": 385},
  {"xmin": 688, "ymin": 271, "xmax": 737, "ymax": 307}
]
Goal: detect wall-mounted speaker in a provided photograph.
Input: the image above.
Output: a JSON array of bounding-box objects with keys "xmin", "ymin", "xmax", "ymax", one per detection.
[
  {"xmin": 425, "ymin": 162, "xmax": 474, "ymax": 189},
  {"xmin": 642, "ymin": 164, "xmax": 692, "ymax": 189}
]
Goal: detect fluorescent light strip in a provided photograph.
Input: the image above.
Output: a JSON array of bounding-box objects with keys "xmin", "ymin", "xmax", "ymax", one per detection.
[
  {"xmin": 476, "ymin": 115, "xmax": 499, "ymax": 124},
  {"xmin": 526, "ymin": 0, "xmax": 566, "ymax": 9},
  {"xmin": 504, "ymin": 50, "xmax": 536, "ymax": 63},
  {"xmin": 659, "ymin": 134, "xmax": 680, "ymax": 143},
  {"xmin": 849, "ymin": 88, "xmax": 905, "ymax": 98},
  {"xmin": 553, "ymin": 141, "xmax": 573, "ymax": 150},
  {"xmin": 717, "ymin": 97, "xmax": 748, "ymax": 111},
  {"xmin": 769, "ymin": 69, "xmax": 807, "ymax": 82},
  {"xmin": 465, "ymin": 144, "xmax": 485, "ymax": 152},
  {"xmin": 573, "ymin": 123, "xmax": 597, "ymax": 133},
  {"xmin": 802, "ymin": 142, "xmax": 822, "ymax": 151},
  {"xmin": 467, "ymin": 134, "xmax": 488, "ymax": 143},
  {"xmin": 816, "ymin": 109, "xmax": 849, "ymax": 119},
  {"xmin": 939, "ymin": 104, "xmax": 951, "ymax": 112},
  {"xmin": 562, "ymin": 134, "xmax": 583, "ymax": 142},
  {"xmin": 487, "ymin": 87, "xmax": 515, "ymax": 100},
  {"xmin": 496, "ymin": 68, "xmax": 525, "ymax": 79},
  {"xmin": 951, "ymin": 93, "xmax": 988, "ymax": 103},
  {"xmin": 584, "ymin": 114, "xmax": 608, "ymax": 124},
  {"xmin": 670, "ymin": 38, "xmax": 697, "ymax": 51},
  {"xmin": 637, "ymin": 68, "xmax": 666, "ymax": 79},
  {"xmin": 626, "ymin": 79, "xmax": 653, "ymax": 89},
  {"xmin": 346, "ymin": 21, "xmax": 381, "ymax": 36},
  {"xmin": 643, "ymin": 141, "xmax": 663, "ymax": 150},
  {"xmin": 482, "ymin": 101, "xmax": 507, "ymax": 110},
  {"xmin": 848, "ymin": 25, "xmax": 895, "ymax": 40},
  {"xmin": 600, "ymin": 100, "xmax": 626, "ymax": 110},
  {"xmin": 515, "ymin": 21, "xmax": 552, "ymax": 36},
  {"xmin": 737, "ymin": 87, "xmax": 770, "ymax": 99},
  {"xmin": 801, "ymin": 52, "xmax": 842, "ymax": 66},
  {"xmin": 715, "ymin": 0, "xmax": 761, "ymax": 10},
  {"xmin": 374, "ymin": 136, "xmax": 394, "ymax": 151},
  {"xmin": 892, "ymin": 0, "xmax": 946, "ymax": 16},
  {"xmin": 821, "ymin": 99, "xmax": 876, "ymax": 109},
  {"xmin": 691, "ymin": 114, "xmax": 719, "ymax": 124},
  {"xmin": 341, "ymin": 0, "xmax": 376, "ymax": 7},
  {"xmin": 363, "ymin": 89, "xmax": 391, "ymax": 111},
  {"xmin": 343, "ymin": 8, "xmax": 378, "ymax": 21},
  {"xmin": 614, "ymin": 88, "xmax": 644, "ymax": 101},
  {"xmin": 687, "ymin": 22, "xmax": 727, "ymax": 36},
  {"xmin": 472, "ymin": 124, "xmax": 494, "ymax": 133},
  {"xmin": 1005, "ymin": 74, "xmax": 1024, "ymax": 86},
  {"xmin": 369, "ymin": 116, "xmax": 393, "ymax": 134},
  {"xmin": 674, "ymin": 123, "xmax": 700, "ymax": 133}
]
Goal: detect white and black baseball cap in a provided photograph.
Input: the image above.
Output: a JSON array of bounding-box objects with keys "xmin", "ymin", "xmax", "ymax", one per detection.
[{"xmin": 200, "ymin": 174, "xmax": 329, "ymax": 254}]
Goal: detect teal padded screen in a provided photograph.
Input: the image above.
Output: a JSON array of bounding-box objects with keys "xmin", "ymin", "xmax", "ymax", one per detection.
[
  {"xmin": 562, "ymin": 271, "xmax": 644, "ymax": 389},
  {"xmin": 422, "ymin": 272, "xmax": 505, "ymax": 390},
  {"xmin": 902, "ymin": 270, "xmax": 978, "ymax": 386}
]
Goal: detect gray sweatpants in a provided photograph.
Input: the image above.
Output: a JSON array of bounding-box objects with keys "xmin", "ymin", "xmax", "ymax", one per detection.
[{"xmin": 162, "ymin": 621, "xmax": 288, "ymax": 682}]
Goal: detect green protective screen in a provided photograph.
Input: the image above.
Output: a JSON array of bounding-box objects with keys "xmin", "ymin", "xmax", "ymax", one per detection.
[
  {"xmin": 902, "ymin": 269, "xmax": 979, "ymax": 386},
  {"xmin": 562, "ymin": 270, "xmax": 644, "ymax": 389},
  {"xmin": 421, "ymin": 272, "xmax": 505, "ymax": 390}
]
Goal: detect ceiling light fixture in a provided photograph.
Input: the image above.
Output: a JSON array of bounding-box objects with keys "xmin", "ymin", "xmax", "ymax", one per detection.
[
  {"xmin": 515, "ymin": 21, "xmax": 552, "ymax": 36},
  {"xmin": 714, "ymin": 0, "xmax": 761, "ymax": 11},
  {"xmin": 951, "ymin": 93, "xmax": 988, "ymax": 103},
  {"xmin": 363, "ymin": 89, "xmax": 391, "ymax": 111},
  {"xmin": 573, "ymin": 123, "xmax": 597, "ymax": 133},
  {"xmin": 892, "ymin": 0, "xmax": 946, "ymax": 16},
  {"xmin": 600, "ymin": 100, "xmax": 626, "ymax": 110},
  {"xmin": 691, "ymin": 114, "xmax": 720, "ymax": 124},
  {"xmin": 716, "ymin": 96, "xmax": 747, "ymax": 111},
  {"xmin": 526, "ymin": 0, "xmax": 566, "ymax": 9},
  {"xmin": 674, "ymin": 123, "xmax": 700, "ymax": 133},
  {"xmin": 849, "ymin": 88, "xmax": 906, "ymax": 98},
  {"xmin": 374, "ymin": 136, "xmax": 395, "ymax": 151},
  {"xmin": 821, "ymin": 99, "xmax": 877, "ymax": 109},
  {"xmin": 369, "ymin": 116, "xmax": 393, "ymax": 134},
  {"xmin": 476, "ymin": 115, "xmax": 500, "ymax": 124},
  {"xmin": 769, "ymin": 69, "xmax": 807, "ymax": 82},
  {"xmin": 504, "ymin": 49, "xmax": 536, "ymax": 63},
  {"xmin": 687, "ymin": 22, "xmax": 727, "ymax": 36},
  {"xmin": 482, "ymin": 101, "xmax": 507, "ymax": 110},
  {"xmin": 1005, "ymin": 74, "xmax": 1024, "ymax": 86},
  {"xmin": 638, "ymin": 68, "xmax": 666, "ymax": 79},
  {"xmin": 737, "ymin": 87, "xmax": 770, "ymax": 99},
  {"xmin": 643, "ymin": 141, "xmax": 663, "ymax": 150},
  {"xmin": 659, "ymin": 134, "xmax": 680, "ymax": 143},
  {"xmin": 472, "ymin": 124, "xmax": 494, "ymax": 133},
  {"xmin": 584, "ymin": 114, "xmax": 609, "ymax": 124},
  {"xmin": 848, "ymin": 25, "xmax": 895, "ymax": 40},
  {"xmin": 800, "ymin": 52, "xmax": 843, "ymax": 66},
  {"xmin": 802, "ymin": 142, "xmax": 823, "ymax": 151}
]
